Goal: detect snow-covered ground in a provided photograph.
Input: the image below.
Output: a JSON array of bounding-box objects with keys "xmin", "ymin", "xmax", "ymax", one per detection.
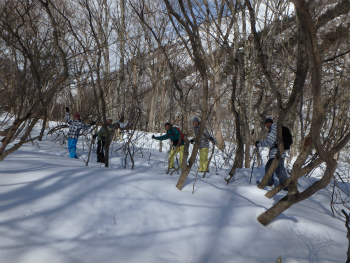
[{"xmin": 0, "ymin": 123, "xmax": 348, "ymax": 263}]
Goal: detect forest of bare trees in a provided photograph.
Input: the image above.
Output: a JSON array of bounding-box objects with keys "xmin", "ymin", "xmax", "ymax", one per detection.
[{"xmin": 0, "ymin": 0, "xmax": 349, "ymax": 226}]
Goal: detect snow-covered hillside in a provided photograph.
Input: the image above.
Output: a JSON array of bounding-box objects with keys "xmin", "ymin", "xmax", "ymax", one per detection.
[{"xmin": 0, "ymin": 122, "xmax": 348, "ymax": 263}]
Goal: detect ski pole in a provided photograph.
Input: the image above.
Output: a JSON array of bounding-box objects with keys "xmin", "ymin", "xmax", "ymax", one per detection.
[
  {"xmin": 249, "ymin": 147, "xmax": 258, "ymax": 184},
  {"xmin": 166, "ymin": 145, "xmax": 178, "ymax": 174},
  {"xmin": 202, "ymin": 140, "xmax": 215, "ymax": 178}
]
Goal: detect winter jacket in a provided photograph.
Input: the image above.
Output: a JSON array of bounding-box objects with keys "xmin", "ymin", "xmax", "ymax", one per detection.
[
  {"xmin": 96, "ymin": 124, "xmax": 113, "ymax": 141},
  {"xmin": 153, "ymin": 127, "xmax": 184, "ymax": 146},
  {"xmin": 65, "ymin": 112, "xmax": 91, "ymax": 140},
  {"xmin": 193, "ymin": 125, "xmax": 212, "ymax": 149},
  {"xmin": 257, "ymin": 123, "xmax": 286, "ymax": 159}
]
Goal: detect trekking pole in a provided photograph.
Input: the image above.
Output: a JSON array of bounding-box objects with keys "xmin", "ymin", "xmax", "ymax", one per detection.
[
  {"xmin": 166, "ymin": 145, "xmax": 178, "ymax": 174},
  {"xmin": 249, "ymin": 147, "xmax": 258, "ymax": 184},
  {"xmin": 86, "ymin": 134, "xmax": 95, "ymax": 166},
  {"xmin": 86, "ymin": 124, "xmax": 98, "ymax": 166},
  {"xmin": 214, "ymin": 154, "xmax": 219, "ymax": 175},
  {"xmin": 202, "ymin": 140, "xmax": 215, "ymax": 178}
]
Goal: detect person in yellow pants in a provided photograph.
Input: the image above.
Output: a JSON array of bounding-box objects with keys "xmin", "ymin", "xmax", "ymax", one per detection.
[
  {"xmin": 152, "ymin": 122, "xmax": 185, "ymax": 169},
  {"xmin": 198, "ymin": 147, "xmax": 209, "ymax": 172},
  {"xmin": 169, "ymin": 145, "xmax": 184, "ymax": 168},
  {"xmin": 190, "ymin": 117, "xmax": 214, "ymax": 172}
]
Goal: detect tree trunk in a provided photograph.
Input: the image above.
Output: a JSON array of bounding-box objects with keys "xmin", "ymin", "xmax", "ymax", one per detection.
[
  {"xmin": 258, "ymin": 159, "xmax": 337, "ymax": 225},
  {"xmin": 176, "ymin": 139, "xmax": 191, "ymax": 189},
  {"xmin": 257, "ymin": 0, "xmax": 344, "ymax": 225},
  {"xmin": 227, "ymin": 54, "xmax": 244, "ymax": 180}
]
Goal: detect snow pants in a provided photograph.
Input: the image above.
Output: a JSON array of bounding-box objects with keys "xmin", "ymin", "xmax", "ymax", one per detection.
[
  {"xmin": 198, "ymin": 147, "xmax": 209, "ymax": 172},
  {"xmin": 169, "ymin": 146, "xmax": 184, "ymax": 169},
  {"xmin": 68, "ymin": 139, "xmax": 78, "ymax": 159},
  {"xmin": 265, "ymin": 158, "xmax": 287, "ymax": 186}
]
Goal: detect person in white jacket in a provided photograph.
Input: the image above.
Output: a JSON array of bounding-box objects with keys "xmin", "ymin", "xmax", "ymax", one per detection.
[
  {"xmin": 190, "ymin": 117, "xmax": 214, "ymax": 173},
  {"xmin": 65, "ymin": 107, "xmax": 95, "ymax": 159},
  {"xmin": 255, "ymin": 118, "xmax": 288, "ymax": 189}
]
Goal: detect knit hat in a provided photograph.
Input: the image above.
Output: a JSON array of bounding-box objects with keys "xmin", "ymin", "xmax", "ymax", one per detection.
[
  {"xmin": 164, "ymin": 122, "xmax": 171, "ymax": 126},
  {"xmin": 107, "ymin": 117, "xmax": 113, "ymax": 121},
  {"xmin": 74, "ymin": 113, "xmax": 81, "ymax": 119},
  {"xmin": 264, "ymin": 118, "xmax": 274, "ymax": 124},
  {"xmin": 193, "ymin": 117, "xmax": 200, "ymax": 123}
]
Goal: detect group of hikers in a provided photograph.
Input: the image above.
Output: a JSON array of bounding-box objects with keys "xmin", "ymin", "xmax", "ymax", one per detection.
[
  {"xmin": 65, "ymin": 107, "xmax": 289, "ymax": 190},
  {"xmin": 65, "ymin": 107, "xmax": 123, "ymax": 162},
  {"xmin": 151, "ymin": 117, "xmax": 214, "ymax": 172}
]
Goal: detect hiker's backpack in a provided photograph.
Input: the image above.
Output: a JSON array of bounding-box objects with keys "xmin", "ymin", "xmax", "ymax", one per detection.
[
  {"xmin": 176, "ymin": 127, "xmax": 185, "ymax": 143},
  {"xmin": 172, "ymin": 126, "xmax": 185, "ymax": 143},
  {"xmin": 281, "ymin": 126, "xmax": 293, "ymax": 150}
]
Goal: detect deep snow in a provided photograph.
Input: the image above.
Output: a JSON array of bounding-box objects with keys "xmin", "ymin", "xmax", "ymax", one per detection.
[{"xmin": 0, "ymin": 126, "xmax": 348, "ymax": 263}]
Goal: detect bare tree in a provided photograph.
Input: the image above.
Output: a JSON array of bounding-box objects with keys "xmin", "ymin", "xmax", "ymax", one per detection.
[
  {"xmin": 155, "ymin": 0, "xmax": 212, "ymax": 190},
  {"xmin": 0, "ymin": 0, "xmax": 69, "ymax": 161},
  {"xmin": 254, "ymin": 0, "xmax": 350, "ymax": 225}
]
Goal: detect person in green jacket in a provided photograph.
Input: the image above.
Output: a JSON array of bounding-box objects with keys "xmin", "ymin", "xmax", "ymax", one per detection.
[
  {"xmin": 95, "ymin": 117, "xmax": 114, "ymax": 163},
  {"xmin": 93, "ymin": 115, "xmax": 125, "ymax": 163},
  {"xmin": 152, "ymin": 122, "xmax": 185, "ymax": 169}
]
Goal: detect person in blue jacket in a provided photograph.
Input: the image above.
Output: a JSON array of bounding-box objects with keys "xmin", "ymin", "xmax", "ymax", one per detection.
[
  {"xmin": 65, "ymin": 107, "xmax": 95, "ymax": 159},
  {"xmin": 152, "ymin": 122, "xmax": 185, "ymax": 169}
]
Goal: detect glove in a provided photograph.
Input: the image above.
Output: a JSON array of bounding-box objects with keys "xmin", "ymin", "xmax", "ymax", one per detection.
[
  {"xmin": 190, "ymin": 139, "xmax": 195, "ymax": 144},
  {"xmin": 255, "ymin": 141, "xmax": 259, "ymax": 147},
  {"xmin": 209, "ymin": 137, "xmax": 214, "ymax": 142},
  {"xmin": 119, "ymin": 115, "xmax": 124, "ymax": 123},
  {"xmin": 90, "ymin": 121, "xmax": 96, "ymax": 126},
  {"xmin": 92, "ymin": 134, "xmax": 97, "ymax": 139},
  {"xmin": 152, "ymin": 135, "xmax": 156, "ymax": 139},
  {"xmin": 65, "ymin": 107, "xmax": 69, "ymax": 112}
]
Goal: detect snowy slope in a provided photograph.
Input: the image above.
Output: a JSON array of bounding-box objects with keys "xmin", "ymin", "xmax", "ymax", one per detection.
[{"xmin": 0, "ymin": 129, "xmax": 348, "ymax": 263}]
